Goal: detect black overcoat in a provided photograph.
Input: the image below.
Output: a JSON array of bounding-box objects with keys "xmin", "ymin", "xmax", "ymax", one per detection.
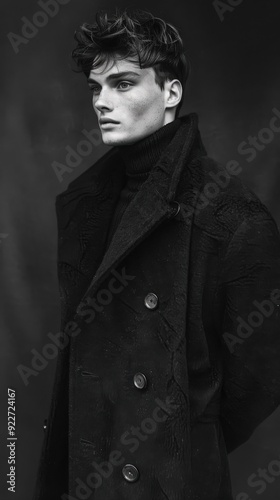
[{"xmin": 33, "ymin": 113, "xmax": 280, "ymax": 500}]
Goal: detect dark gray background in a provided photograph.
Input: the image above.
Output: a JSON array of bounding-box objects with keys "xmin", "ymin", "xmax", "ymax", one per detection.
[{"xmin": 1, "ymin": 0, "xmax": 280, "ymax": 499}]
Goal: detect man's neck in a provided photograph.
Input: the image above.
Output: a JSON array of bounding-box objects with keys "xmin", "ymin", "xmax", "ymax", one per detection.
[{"xmin": 117, "ymin": 117, "xmax": 182, "ymax": 176}]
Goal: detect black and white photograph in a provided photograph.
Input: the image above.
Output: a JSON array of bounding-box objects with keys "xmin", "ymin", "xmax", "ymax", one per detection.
[{"xmin": 1, "ymin": 1, "xmax": 280, "ymax": 499}]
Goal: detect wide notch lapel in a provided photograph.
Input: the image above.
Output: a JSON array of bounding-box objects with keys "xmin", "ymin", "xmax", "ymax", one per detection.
[
  {"xmin": 75, "ymin": 113, "xmax": 199, "ymax": 306},
  {"xmin": 55, "ymin": 148, "xmax": 127, "ymax": 323}
]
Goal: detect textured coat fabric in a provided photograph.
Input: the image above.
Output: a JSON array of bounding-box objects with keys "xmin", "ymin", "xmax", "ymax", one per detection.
[{"xmin": 33, "ymin": 113, "xmax": 280, "ymax": 500}]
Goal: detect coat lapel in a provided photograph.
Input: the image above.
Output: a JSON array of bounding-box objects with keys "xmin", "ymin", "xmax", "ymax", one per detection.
[{"xmin": 56, "ymin": 113, "xmax": 200, "ymax": 318}]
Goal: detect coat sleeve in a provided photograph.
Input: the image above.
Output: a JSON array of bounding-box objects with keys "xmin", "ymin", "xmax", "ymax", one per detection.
[{"xmin": 218, "ymin": 212, "xmax": 280, "ymax": 454}]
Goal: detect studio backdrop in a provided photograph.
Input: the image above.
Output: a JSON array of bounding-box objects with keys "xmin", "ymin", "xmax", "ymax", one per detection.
[{"xmin": 1, "ymin": 0, "xmax": 280, "ymax": 499}]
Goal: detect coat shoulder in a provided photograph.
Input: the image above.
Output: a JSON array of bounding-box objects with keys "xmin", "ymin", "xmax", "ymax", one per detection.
[
  {"xmin": 190, "ymin": 155, "xmax": 277, "ymax": 240},
  {"xmin": 55, "ymin": 147, "xmax": 121, "ymax": 203}
]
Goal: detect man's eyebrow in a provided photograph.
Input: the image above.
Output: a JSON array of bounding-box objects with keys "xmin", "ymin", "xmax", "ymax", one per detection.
[{"xmin": 87, "ymin": 71, "xmax": 141, "ymax": 84}]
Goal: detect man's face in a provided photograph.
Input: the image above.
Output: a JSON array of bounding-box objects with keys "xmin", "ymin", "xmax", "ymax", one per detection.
[{"xmin": 88, "ymin": 57, "xmax": 173, "ymax": 146}]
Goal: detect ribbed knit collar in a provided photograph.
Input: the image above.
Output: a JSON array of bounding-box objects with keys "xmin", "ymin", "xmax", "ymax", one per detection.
[{"xmin": 116, "ymin": 117, "xmax": 183, "ymax": 177}]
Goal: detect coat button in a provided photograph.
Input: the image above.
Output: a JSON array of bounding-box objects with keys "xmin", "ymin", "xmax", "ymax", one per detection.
[
  {"xmin": 133, "ymin": 373, "xmax": 147, "ymax": 390},
  {"xmin": 171, "ymin": 201, "xmax": 181, "ymax": 217},
  {"xmin": 122, "ymin": 464, "xmax": 139, "ymax": 482},
  {"xmin": 144, "ymin": 293, "xmax": 158, "ymax": 310},
  {"xmin": 43, "ymin": 419, "xmax": 48, "ymax": 431}
]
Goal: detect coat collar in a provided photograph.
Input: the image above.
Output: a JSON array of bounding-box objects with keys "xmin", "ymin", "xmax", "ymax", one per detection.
[{"xmin": 56, "ymin": 113, "xmax": 205, "ymax": 312}]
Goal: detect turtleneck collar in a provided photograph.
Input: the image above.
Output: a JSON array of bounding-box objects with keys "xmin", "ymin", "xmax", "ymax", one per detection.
[{"xmin": 116, "ymin": 116, "xmax": 183, "ymax": 177}]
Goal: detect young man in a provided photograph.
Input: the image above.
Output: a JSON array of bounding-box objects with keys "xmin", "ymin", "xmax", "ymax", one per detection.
[{"xmin": 33, "ymin": 8, "xmax": 280, "ymax": 500}]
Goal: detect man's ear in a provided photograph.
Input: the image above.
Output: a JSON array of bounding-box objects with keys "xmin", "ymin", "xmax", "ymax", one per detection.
[{"xmin": 165, "ymin": 79, "xmax": 182, "ymax": 109}]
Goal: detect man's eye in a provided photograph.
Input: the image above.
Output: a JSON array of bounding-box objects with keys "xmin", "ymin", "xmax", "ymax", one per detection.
[
  {"xmin": 118, "ymin": 81, "xmax": 133, "ymax": 90},
  {"xmin": 88, "ymin": 81, "xmax": 133, "ymax": 94},
  {"xmin": 89, "ymin": 86, "xmax": 100, "ymax": 94}
]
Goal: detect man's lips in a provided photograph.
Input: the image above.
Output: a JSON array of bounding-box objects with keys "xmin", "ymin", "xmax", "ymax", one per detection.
[
  {"xmin": 99, "ymin": 118, "xmax": 120, "ymax": 125},
  {"xmin": 100, "ymin": 122, "xmax": 120, "ymax": 129}
]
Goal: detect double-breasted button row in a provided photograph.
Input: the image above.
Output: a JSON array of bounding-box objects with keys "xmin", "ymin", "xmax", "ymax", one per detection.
[
  {"xmin": 122, "ymin": 464, "xmax": 139, "ymax": 482},
  {"xmin": 122, "ymin": 292, "xmax": 160, "ymax": 485},
  {"xmin": 144, "ymin": 292, "xmax": 158, "ymax": 310}
]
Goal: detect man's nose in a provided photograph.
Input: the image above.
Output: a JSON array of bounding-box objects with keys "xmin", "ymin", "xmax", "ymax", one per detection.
[{"xmin": 94, "ymin": 89, "xmax": 114, "ymax": 112}]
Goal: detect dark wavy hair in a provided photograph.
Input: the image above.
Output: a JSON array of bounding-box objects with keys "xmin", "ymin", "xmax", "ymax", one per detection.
[{"xmin": 71, "ymin": 8, "xmax": 190, "ymax": 118}]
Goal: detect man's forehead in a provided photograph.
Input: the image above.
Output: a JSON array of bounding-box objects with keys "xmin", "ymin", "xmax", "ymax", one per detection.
[{"xmin": 88, "ymin": 58, "xmax": 150, "ymax": 80}]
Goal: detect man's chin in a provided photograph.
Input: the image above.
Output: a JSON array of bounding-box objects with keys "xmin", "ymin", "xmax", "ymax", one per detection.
[{"xmin": 101, "ymin": 133, "xmax": 139, "ymax": 146}]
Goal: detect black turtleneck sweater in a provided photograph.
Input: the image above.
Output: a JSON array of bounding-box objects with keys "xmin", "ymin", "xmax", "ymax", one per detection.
[{"xmin": 104, "ymin": 117, "xmax": 182, "ymax": 250}]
